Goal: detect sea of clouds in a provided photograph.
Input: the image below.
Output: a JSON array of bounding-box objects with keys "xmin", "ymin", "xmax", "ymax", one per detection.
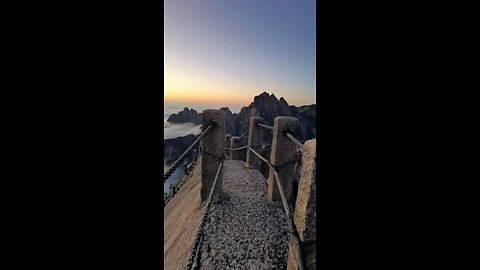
[
  {"xmin": 164, "ymin": 121, "xmax": 202, "ymax": 139},
  {"xmin": 163, "ymin": 104, "xmax": 201, "ymax": 192}
]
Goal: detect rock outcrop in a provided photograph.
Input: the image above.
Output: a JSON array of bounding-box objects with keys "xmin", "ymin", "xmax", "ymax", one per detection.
[{"xmin": 167, "ymin": 107, "xmax": 202, "ymax": 125}]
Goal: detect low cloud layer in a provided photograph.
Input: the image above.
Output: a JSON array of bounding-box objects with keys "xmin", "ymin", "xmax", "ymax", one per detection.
[{"xmin": 164, "ymin": 122, "xmax": 202, "ymax": 139}]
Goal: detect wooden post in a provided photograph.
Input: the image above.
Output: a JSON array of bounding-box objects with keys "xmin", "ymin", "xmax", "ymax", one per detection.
[
  {"xmin": 246, "ymin": 117, "xmax": 266, "ymax": 168},
  {"xmin": 267, "ymin": 116, "xmax": 300, "ymax": 203},
  {"xmin": 200, "ymin": 109, "xmax": 225, "ymax": 203},
  {"xmin": 287, "ymin": 139, "xmax": 316, "ymax": 270}
]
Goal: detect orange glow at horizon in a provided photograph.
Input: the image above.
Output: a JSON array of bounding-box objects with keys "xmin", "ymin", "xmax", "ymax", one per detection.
[
  {"xmin": 165, "ymin": 67, "xmax": 255, "ymax": 106},
  {"xmin": 164, "ymin": 85, "xmax": 252, "ymax": 106},
  {"xmin": 164, "ymin": 57, "xmax": 315, "ymax": 107}
]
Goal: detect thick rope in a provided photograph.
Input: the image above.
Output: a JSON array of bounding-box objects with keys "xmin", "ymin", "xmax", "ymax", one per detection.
[
  {"xmin": 164, "ymin": 124, "xmax": 213, "ymax": 182},
  {"xmin": 285, "ymin": 132, "xmax": 304, "ymax": 153},
  {"xmin": 234, "ymin": 129, "xmax": 249, "ymax": 142},
  {"xmin": 272, "ymin": 172, "xmax": 306, "ymax": 270},
  {"xmin": 248, "ymin": 147, "xmax": 271, "ymax": 166},
  {"xmin": 225, "ymin": 145, "xmax": 248, "ymax": 151},
  {"xmin": 185, "ymin": 160, "xmax": 224, "ymax": 270},
  {"xmin": 256, "ymin": 123, "xmax": 273, "ymax": 130}
]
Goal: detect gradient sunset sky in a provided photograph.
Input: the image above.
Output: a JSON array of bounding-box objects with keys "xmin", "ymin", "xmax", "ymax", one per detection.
[{"xmin": 165, "ymin": 0, "xmax": 316, "ymax": 108}]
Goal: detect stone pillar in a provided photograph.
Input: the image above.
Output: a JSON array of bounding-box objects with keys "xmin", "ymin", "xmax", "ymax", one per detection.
[
  {"xmin": 230, "ymin": 136, "xmax": 241, "ymax": 160},
  {"xmin": 200, "ymin": 109, "xmax": 225, "ymax": 203},
  {"xmin": 267, "ymin": 116, "xmax": 300, "ymax": 203},
  {"xmin": 245, "ymin": 117, "xmax": 266, "ymax": 168},
  {"xmin": 225, "ymin": 134, "xmax": 231, "ymax": 157},
  {"xmin": 287, "ymin": 139, "xmax": 316, "ymax": 270}
]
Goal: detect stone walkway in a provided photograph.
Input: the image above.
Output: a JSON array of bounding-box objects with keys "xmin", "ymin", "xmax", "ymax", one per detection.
[{"xmin": 198, "ymin": 160, "xmax": 289, "ymax": 270}]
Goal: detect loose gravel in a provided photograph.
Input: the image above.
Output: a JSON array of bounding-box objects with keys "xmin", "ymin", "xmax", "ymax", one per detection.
[{"xmin": 198, "ymin": 160, "xmax": 289, "ymax": 270}]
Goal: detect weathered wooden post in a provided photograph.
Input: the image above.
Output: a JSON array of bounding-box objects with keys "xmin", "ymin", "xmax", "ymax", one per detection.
[
  {"xmin": 246, "ymin": 117, "xmax": 266, "ymax": 168},
  {"xmin": 287, "ymin": 139, "xmax": 316, "ymax": 270},
  {"xmin": 267, "ymin": 116, "xmax": 300, "ymax": 203},
  {"xmin": 230, "ymin": 136, "xmax": 241, "ymax": 160},
  {"xmin": 200, "ymin": 109, "xmax": 225, "ymax": 203}
]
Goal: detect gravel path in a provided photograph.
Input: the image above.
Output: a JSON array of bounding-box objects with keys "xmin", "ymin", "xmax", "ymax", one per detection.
[{"xmin": 198, "ymin": 160, "xmax": 289, "ymax": 270}]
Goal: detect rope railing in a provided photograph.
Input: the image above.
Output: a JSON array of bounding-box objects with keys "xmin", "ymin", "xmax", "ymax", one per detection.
[
  {"xmin": 164, "ymin": 159, "xmax": 199, "ymax": 207},
  {"xmin": 247, "ymin": 146, "xmax": 307, "ymax": 270},
  {"xmin": 248, "ymin": 146, "xmax": 271, "ymax": 167},
  {"xmin": 164, "ymin": 123, "xmax": 214, "ymax": 183},
  {"xmin": 256, "ymin": 123, "xmax": 273, "ymax": 130},
  {"xmin": 234, "ymin": 128, "xmax": 249, "ymax": 142},
  {"xmin": 169, "ymin": 115, "xmax": 308, "ymax": 268},
  {"xmin": 225, "ymin": 145, "xmax": 248, "ymax": 151},
  {"xmin": 185, "ymin": 160, "xmax": 224, "ymax": 270},
  {"xmin": 285, "ymin": 132, "xmax": 304, "ymax": 153},
  {"xmin": 273, "ymin": 170, "xmax": 306, "ymax": 270}
]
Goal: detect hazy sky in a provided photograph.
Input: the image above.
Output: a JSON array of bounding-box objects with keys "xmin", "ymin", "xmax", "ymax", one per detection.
[{"xmin": 164, "ymin": 0, "xmax": 316, "ymax": 107}]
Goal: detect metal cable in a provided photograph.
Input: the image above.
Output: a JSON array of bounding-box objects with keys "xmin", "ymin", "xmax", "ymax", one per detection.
[
  {"xmin": 234, "ymin": 129, "xmax": 249, "ymax": 142},
  {"xmin": 185, "ymin": 160, "xmax": 224, "ymax": 270},
  {"xmin": 285, "ymin": 132, "xmax": 304, "ymax": 153},
  {"xmin": 164, "ymin": 124, "xmax": 213, "ymax": 182},
  {"xmin": 256, "ymin": 123, "xmax": 273, "ymax": 130},
  {"xmin": 225, "ymin": 145, "xmax": 248, "ymax": 151}
]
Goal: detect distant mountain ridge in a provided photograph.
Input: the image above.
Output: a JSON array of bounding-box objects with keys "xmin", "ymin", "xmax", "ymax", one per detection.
[
  {"xmin": 167, "ymin": 107, "xmax": 202, "ymax": 125},
  {"xmin": 167, "ymin": 92, "xmax": 316, "ymax": 141}
]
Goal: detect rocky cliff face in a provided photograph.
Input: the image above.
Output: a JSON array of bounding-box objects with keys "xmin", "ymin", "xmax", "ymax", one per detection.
[
  {"xmin": 218, "ymin": 92, "xmax": 316, "ymax": 142},
  {"xmin": 164, "ymin": 134, "xmax": 199, "ymax": 165}
]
